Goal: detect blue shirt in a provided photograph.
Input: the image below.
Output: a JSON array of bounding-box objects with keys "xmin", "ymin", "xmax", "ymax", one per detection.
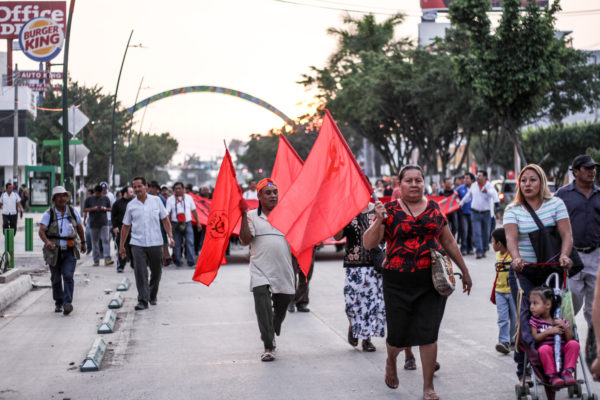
[
  {"xmin": 555, "ymin": 182, "xmax": 600, "ymax": 248},
  {"xmin": 455, "ymin": 184, "xmax": 471, "ymax": 214},
  {"xmin": 123, "ymin": 194, "xmax": 168, "ymax": 247},
  {"xmin": 40, "ymin": 207, "xmax": 83, "ymax": 246}
]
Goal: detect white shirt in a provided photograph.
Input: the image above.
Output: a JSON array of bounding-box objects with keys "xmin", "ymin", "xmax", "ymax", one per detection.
[
  {"xmin": 105, "ymin": 191, "xmax": 115, "ymax": 221},
  {"xmin": 123, "ymin": 194, "xmax": 167, "ymax": 247},
  {"xmin": 1, "ymin": 192, "xmax": 21, "ymax": 215},
  {"xmin": 460, "ymin": 181, "xmax": 494, "ymax": 212},
  {"xmin": 243, "ymin": 190, "xmax": 258, "ymax": 200},
  {"xmin": 165, "ymin": 194, "xmax": 196, "ymax": 222},
  {"xmin": 40, "ymin": 207, "xmax": 83, "ymax": 246}
]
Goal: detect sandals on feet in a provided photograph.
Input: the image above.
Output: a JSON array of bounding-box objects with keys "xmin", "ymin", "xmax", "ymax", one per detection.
[
  {"xmin": 348, "ymin": 326, "xmax": 358, "ymax": 347},
  {"xmin": 260, "ymin": 351, "xmax": 275, "ymax": 362},
  {"xmin": 423, "ymin": 391, "xmax": 440, "ymax": 400},
  {"xmin": 385, "ymin": 358, "xmax": 399, "ymax": 389},
  {"xmin": 404, "ymin": 357, "xmax": 417, "ymax": 370}
]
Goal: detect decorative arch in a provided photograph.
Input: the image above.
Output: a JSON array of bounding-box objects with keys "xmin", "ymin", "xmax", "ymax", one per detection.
[{"xmin": 126, "ymin": 86, "xmax": 295, "ymax": 126}]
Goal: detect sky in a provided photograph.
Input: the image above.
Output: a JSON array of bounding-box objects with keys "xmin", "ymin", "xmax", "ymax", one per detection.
[{"xmin": 9, "ymin": 0, "xmax": 600, "ymax": 164}]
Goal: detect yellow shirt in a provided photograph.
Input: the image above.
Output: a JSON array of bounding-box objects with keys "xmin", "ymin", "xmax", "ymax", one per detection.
[{"xmin": 495, "ymin": 251, "xmax": 512, "ymax": 294}]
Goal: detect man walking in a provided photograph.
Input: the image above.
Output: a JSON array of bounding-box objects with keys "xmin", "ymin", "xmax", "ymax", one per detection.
[
  {"xmin": 1, "ymin": 183, "xmax": 23, "ymax": 236},
  {"xmin": 83, "ymin": 185, "xmax": 113, "ymax": 266},
  {"xmin": 112, "ymin": 186, "xmax": 134, "ymax": 272},
  {"xmin": 39, "ymin": 186, "xmax": 86, "ymax": 315},
  {"xmin": 120, "ymin": 177, "xmax": 174, "ymax": 310},
  {"xmin": 456, "ymin": 173, "xmax": 474, "ymax": 255},
  {"xmin": 556, "ymin": 154, "xmax": 600, "ymax": 365},
  {"xmin": 166, "ymin": 182, "xmax": 201, "ymax": 267},
  {"xmin": 460, "ymin": 170, "xmax": 495, "ymax": 258},
  {"xmin": 239, "ymin": 178, "xmax": 295, "ymax": 362},
  {"xmin": 243, "ymin": 180, "xmax": 258, "ymax": 200}
]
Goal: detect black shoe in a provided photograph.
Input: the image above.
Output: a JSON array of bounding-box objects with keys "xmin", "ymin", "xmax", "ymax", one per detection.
[
  {"xmin": 362, "ymin": 339, "xmax": 376, "ymax": 352},
  {"xmin": 348, "ymin": 326, "xmax": 358, "ymax": 347},
  {"xmin": 287, "ymin": 304, "xmax": 295, "ymax": 313},
  {"xmin": 135, "ymin": 302, "xmax": 148, "ymax": 310},
  {"xmin": 63, "ymin": 304, "xmax": 73, "ymax": 315},
  {"xmin": 55, "ymin": 305, "xmax": 63, "ymax": 313},
  {"xmin": 296, "ymin": 305, "xmax": 310, "ymax": 312},
  {"xmin": 149, "ymin": 299, "xmax": 157, "ymax": 305},
  {"xmin": 117, "ymin": 267, "xmax": 124, "ymax": 273}
]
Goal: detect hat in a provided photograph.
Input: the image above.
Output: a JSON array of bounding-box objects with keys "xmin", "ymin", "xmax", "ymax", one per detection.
[
  {"xmin": 51, "ymin": 186, "xmax": 69, "ymax": 199},
  {"xmin": 257, "ymin": 178, "xmax": 276, "ymax": 193},
  {"xmin": 100, "ymin": 182, "xmax": 108, "ymax": 189},
  {"xmin": 572, "ymin": 155, "xmax": 599, "ymax": 170}
]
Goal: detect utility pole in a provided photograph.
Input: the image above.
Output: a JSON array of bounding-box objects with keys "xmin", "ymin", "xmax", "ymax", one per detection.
[{"xmin": 12, "ymin": 65, "xmax": 19, "ymax": 185}]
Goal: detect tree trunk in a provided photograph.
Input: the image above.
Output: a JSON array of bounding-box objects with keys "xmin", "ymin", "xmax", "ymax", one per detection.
[{"xmin": 503, "ymin": 123, "xmax": 528, "ymax": 167}]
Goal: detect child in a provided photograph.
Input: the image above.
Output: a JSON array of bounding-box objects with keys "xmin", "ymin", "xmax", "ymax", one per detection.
[
  {"xmin": 491, "ymin": 228, "xmax": 517, "ymax": 355},
  {"xmin": 529, "ymin": 286, "xmax": 580, "ymax": 386}
]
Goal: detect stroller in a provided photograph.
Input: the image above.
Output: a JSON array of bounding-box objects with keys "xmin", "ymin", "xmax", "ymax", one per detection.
[{"xmin": 514, "ymin": 267, "xmax": 598, "ymax": 400}]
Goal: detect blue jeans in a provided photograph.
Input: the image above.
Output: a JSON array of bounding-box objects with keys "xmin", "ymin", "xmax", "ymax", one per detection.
[
  {"xmin": 50, "ymin": 248, "xmax": 77, "ymax": 306},
  {"xmin": 496, "ymin": 291, "xmax": 517, "ymax": 344},
  {"xmin": 471, "ymin": 210, "xmax": 491, "ymax": 255},
  {"xmin": 458, "ymin": 212, "xmax": 473, "ymax": 253},
  {"xmin": 174, "ymin": 221, "xmax": 195, "ymax": 266}
]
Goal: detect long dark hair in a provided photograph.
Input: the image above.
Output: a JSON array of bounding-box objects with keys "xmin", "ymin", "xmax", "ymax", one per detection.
[{"xmin": 530, "ymin": 286, "xmax": 560, "ymax": 316}]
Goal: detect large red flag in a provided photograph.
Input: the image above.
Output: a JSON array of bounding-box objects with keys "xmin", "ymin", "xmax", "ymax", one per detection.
[
  {"xmin": 271, "ymin": 134, "xmax": 304, "ymax": 199},
  {"xmin": 192, "ymin": 150, "xmax": 242, "ymax": 286},
  {"xmin": 267, "ymin": 110, "xmax": 372, "ymax": 275}
]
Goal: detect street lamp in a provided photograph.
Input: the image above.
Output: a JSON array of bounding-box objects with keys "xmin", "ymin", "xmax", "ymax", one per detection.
[{"xmin": 110, "ymin": 30, "xmax": 145, "ymax": 190}]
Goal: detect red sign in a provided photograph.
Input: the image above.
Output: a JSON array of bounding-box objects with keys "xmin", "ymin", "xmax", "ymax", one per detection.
[
  {"xmin": 0, "ymin": 2, "xmax": 66, "ymax": 39},
  {"xmin": 421, "ymin": 0, "xmax": 547, "ymax": 9},
  {"xmin": 19, "ymin": 70, "xmax": 62, "ymax": 80}
]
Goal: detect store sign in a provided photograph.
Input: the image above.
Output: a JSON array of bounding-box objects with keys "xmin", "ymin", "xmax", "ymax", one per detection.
[
  {"xmin": 19, "ymin": 70, "xmax": 62, "ymax": 80},
  {"xmin": 19, "ymin": 17, "xmax": 64, "ymax": 61},
  {"xmin": 0, "ymin": 1, "xmax": 65, "ymax": 39}
]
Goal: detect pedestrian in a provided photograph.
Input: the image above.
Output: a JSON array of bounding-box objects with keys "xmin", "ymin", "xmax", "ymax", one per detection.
[
  {"xmin": 441, "ymin": 177, "xmax": 458, "ymax": 237},
  {"xmin": 287, "ymin": 252, "xmax": 314, "ymax": 313},
  {"xmin": 83, "ymin": 184, "xmax": 113, "ymax": 266},
  {"xmin": 555, "ymin": 154, "xmax": 600, "ymax": 366},
  {"xmin": 238, "ymin": 178, "xmax": 295, "ymax": 362},
  {"xmin": 243, "ymin": 180, "xmax": 258, "ymax": 200},
  {"xmin": 38, "ymin": 186, "xmax": 86, "ymax": 315},
  {"xmin": 374, "ymin": 179, "xmax": 385, "ymax": 198},
  {"xmin": 160, "ymin": 185, "xmax": 171, "ymax": 200},
  {"xmin": 363, "ymin": 165, "xmax": 472, "ymax": 400},
  {"xmin": 166, "ymin": 182, "xmax": 201, "ymax": 267},
  {"xmin": 460, "ymin": 170, "xmax": 495, "ymax": 259},
  {"xmin": 490, "ymin": 228, "xmax": 517, "ymax": 355},
  {"xmin": 19, "ymin": 184, "xmax": 29, "ymax": 214},
  {"xmin": 150, "ymin": 181, "xmax": 173, "ymax": 266},
  {"xmin": 82, "ymin": 188, "xmax": 93, "ymax": 254},
  {"xmin": 503, "ymin": 163, "xmax": 574, "ymax": 384},
  {"xmin": 1, "ymin": 182, "xmax": 23, "ymax": 236},
  {"xmin": 119, "ymin": 177, "xmax": 174, "ymax": 310},
  {"xmin": 456, "ymin": 173, "xmax": 474, "ymax": 255},
  {"xmin": 334, "ymin": 202, "xmax": 386, "ymax": 353},
  {"xmin": 112, "ymin": 186, "xmax": 134, "ymax": 272}
]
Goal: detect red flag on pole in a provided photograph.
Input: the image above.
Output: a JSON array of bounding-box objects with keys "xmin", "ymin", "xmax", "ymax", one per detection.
[
  {"xmin": 192, "ymin": 150, "xmax": 242, "ymax": 286},
  {"xmin": 271, "ymin": 134, "xmax": 304, "ymax": 199},
  {"xmin": 267, "ymin": 110, "xmax": 373, "ymax": 275}
]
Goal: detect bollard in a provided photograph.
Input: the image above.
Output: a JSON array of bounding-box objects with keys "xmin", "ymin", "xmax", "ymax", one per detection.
[
  {"xmin": 97, "ymin": 310, "xmax": 117, "ymax": 334},
  {"xmin": 25, "ymin": 218, "xmax": 33, "ymax": 252},
  {"xmin": 3, "ymin": 228, "xmax": 14, "ymax": 269}
]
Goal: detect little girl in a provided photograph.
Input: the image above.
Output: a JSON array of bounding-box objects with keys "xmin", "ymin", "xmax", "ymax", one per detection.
[{"xmin": 529, "ymin": 287, "xmax": 580, "ymax": 386}]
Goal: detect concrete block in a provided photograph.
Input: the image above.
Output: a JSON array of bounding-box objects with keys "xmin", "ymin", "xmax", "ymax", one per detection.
[
  {"xmin": 116, "ymin": 277, "xmax": 131, "ymax": 291},
  {"xmin": 80, "ymin": 337, "xmax": 107, "ymax": 372},
  {"xmin": 0, "ymin": 268, "xmax": 21, "ymax": 284},
  {"xmin": 97, "ymin": 310, "xmax": 117, "ymax": 334},
  {"xmin": 0, "ymin": 275, "xmax": 32, "ymax": 312},
  {"xmin": 108, "ymin": 292, "xmax": 124, "ymax": 309}
]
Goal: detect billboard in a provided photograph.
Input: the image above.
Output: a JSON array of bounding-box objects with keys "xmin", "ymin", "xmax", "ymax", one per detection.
[
  {"xmin": 0, "ymin": 1, "xmax": 66, "ymax": 39},
  {"xmin": 421, "ymin": 0, "xmax": 548, "ymax": 9}
]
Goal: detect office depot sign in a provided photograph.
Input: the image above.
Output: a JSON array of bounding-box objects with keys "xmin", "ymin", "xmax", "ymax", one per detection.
[
  {"xmin": 19, "ymin": 17, "xmax": 64, "ymax": 61},
  {"xmin": 0, "ymin": 1, "xmax": 65, "ymax": 39}
]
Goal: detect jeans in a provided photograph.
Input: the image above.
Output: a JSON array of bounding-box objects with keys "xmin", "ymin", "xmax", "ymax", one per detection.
[
  {"xmin": 173, "ymin": 221, "xmax": 195, "ymax": 266},
  {"xmin": 131, "ymin": 245, "xmax": 162, "ymax": 304},
  {"xmin": 458, "ymin": 212, "xmax": 473, "ymax": 253},
  {"xmin": 471, "ymin": 210, "xmax": 491, "ymax": 255},
  {"xmin": 49, "ymin": 248, "xmax": 77, "ymax": 306},
  {"xmin": 538, "ymin": 340, "xmax": 580, "ymax": 375},
  {"xmin": 90, "ymin": 225, "xmax": 111, "ymax": 262},
  {"xmin": 252, "ymin": 285, "xmax": 294, "ymax": 350},
  {"xmin": 496, "ymin": 291, "xmax": 517, "ymax": 344},
  {"xmin": 85, "ymin": 223, "xmax": 92, "ymax": 251}
]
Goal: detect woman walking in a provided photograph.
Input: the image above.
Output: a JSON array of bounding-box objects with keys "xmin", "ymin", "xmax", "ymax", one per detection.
[{"xmin": 364, "ymin": 165, "xmax": 472, "ymax": 400}]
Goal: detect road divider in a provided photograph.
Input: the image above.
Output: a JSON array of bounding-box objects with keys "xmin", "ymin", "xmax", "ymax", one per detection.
[
  {"xmin": 80, "ymin": 337, "xmax": 107, "ymax": 372},
  {"xmin": 116, "ymin": 277, "xmax": 130, "ymax": 291},
  {"xmin": 97, "ymin": 310, "xmax": 117, "ymax": 334},
  {"xmin": 108, "ymin": 292, "xmax": 124, "ymax": 309}
]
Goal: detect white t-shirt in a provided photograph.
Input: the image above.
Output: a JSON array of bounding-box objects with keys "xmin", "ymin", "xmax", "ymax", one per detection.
[
  {"xmin": 165, "ymin": 194, "xmax": 196, "ymax": 222},
  {"xmin": 243, "ymin": 190, "xmax": 258, "ymax": 200},
  {"xmin": 123, "ymin": 194, "xmax": 168, "ymax": 247},
  {"xmin": 1, "ymin": 192, "xmax": 21, "ymax": 215}
]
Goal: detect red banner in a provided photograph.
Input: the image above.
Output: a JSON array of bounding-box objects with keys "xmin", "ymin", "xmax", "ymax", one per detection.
[{"xmin": 0, "ymin": 2, "xmax": 66, "ymax": 39}]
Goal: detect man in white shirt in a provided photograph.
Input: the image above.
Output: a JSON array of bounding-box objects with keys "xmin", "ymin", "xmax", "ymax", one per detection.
[
  {"xmin": 120, "ymin": 177, "xmax": 174, "ymax": 310},
  {"xmin": 459, "ymin": 170, "xmax": 495, "ymax": 259},
  {"xmin": 166, "ymin": 182, "xmax": 201, "ymax": 267},
  {"xmin": 243, "ymin": 180, "xmax": 258, "ymax": 200},
  {"xmin": 1, "ymin": 183, "xmax": 23, "ymax": 236}
]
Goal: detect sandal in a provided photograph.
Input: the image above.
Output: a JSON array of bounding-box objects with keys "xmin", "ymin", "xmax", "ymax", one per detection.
[
  {"xmin": 385, "ymin": 358, "xmax": 399, "ymax": 389},
  {"xmin": 260, "ymin": 351, "xmax": 275, "ymax": 362},
  {"xmin": 404, "ymin": 356, "xmax": 417, "ymax": 370},
  {"xmin": 348, "ymin": 326, "xmax": 358, "ymax": 347},
  {"xmin": 362, "ymin": 339, "xmax": 376, "ymax": 352},
  {"xmin": 423, "ymin": 390, "xmax": 440, "ymax": 400},
  {"xmin": 435, "ymin": 361, "xmax": 440, "ymax": 372}
]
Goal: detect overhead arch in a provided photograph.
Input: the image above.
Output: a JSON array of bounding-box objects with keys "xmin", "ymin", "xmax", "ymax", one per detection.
[{"xmin": 126, "ymin": 85, "xmax": 295, "ymax": 126}]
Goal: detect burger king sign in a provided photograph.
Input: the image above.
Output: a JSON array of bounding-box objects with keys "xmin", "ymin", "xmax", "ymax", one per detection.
[{"xmin": 18, "ymin": 17, "xmax": 64, "ymax": 62}]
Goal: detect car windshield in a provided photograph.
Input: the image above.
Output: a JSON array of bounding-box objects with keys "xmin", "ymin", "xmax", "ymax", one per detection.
[{"xmin": 504, "ymin": 182, "xmax": 517, "ymax": 192}]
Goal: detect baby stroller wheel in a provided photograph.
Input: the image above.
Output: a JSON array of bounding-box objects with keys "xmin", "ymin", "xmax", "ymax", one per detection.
[{"xmin": 515, "ymin": 384, "xmax": 530, "ymax": 398}]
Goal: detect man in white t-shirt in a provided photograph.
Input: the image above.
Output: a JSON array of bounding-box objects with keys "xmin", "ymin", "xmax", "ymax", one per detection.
[
  {"xmin": 243, "ymin": 180, "xmax": 258, "ymax": 200},
  {"xmin": 166, "ymin": 182, "xmax": 201, "ymax": 267},
  {"xmin": 459, "ymin": 170, "xmax": 495, "ymax": 258},
  {"xmin": 1, "ymin": 183, "xmax": 23, "ymax": 236}
]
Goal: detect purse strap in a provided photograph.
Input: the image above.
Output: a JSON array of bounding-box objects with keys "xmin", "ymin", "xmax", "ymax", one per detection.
[{"xmin": 522, "ymin": 200, "xmax": 546, "ymax": 231}]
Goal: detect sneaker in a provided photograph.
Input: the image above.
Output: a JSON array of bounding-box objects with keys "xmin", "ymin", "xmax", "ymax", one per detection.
[
  {"xmin": 495, "ymin": 342, "xmax": 510, "ymax": 354},
  {"xmin": 117, "ymin": 267, "xmax": 124, "ymax": 273},
  {"xmin": 561, "ymin": 369, "xmax": 576, "ymax": 386},
  {"xmin": 63, "ymin": 304, "xmax": 73, "ymax": 315},
  {"xmin": 549, "ymin": 374, "xmax": 565, "ymax": 387},
  {"xmin": 163, "ymin": 257, "xmax": 172, "ymax": 267},
  {"xmin": 54, "ymin": 305, "xmax": 63, "ymax": 313},
  {"xmin": 149, "ymin": 299, "xmax": 157, "ymax": 305},
  {"xmin": 93, "ymin": 261, "xmax": 100, "ymax": 266},
  {"xmin": 104, "ymin": 259, "xmax": 114, "ymax": 266},
  {"xmin": 134, "ymin": 302, "xmax": 148, "ymax": 310},
  {"xmin": 296, "ymin": 305, "xmax": 310, "ymax": 312},
  {"xmin": 287, "ymin": 304, "xmax": 295, "ymax": 313}
]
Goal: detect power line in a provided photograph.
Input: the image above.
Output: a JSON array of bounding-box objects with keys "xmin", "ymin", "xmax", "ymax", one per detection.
[{"xmin": 272, "ymin": 0, "xmax": 421, "ymax": 17}]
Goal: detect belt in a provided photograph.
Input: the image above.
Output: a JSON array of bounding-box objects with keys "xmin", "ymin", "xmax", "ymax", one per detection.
[
  {"xmin": 575, "ymin": 245, "xmax": 600, "ymax": 254},
  {"xmin": 471, "ymin": 209, "xmax": 490, "ymax": 214}
]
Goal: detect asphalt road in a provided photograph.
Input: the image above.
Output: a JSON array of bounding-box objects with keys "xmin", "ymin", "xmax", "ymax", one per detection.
[{"xmin": 1, "ymin": 246, "xmax": 600, "ymax": 400}]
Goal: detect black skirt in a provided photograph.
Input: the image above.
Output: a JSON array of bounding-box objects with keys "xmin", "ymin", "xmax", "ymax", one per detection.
[{"xmin": 382, "ymin": 267, "xmax": 447, "ymax": 348}]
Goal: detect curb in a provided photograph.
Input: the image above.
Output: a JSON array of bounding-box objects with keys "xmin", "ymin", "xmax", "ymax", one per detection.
[
  {"xmin": 80, "ymin": 337, "xmax": 107, "ymax": 372},
  {"xmin": 0, "ymin": 275, "xmax": 32, "ymax": 312}
]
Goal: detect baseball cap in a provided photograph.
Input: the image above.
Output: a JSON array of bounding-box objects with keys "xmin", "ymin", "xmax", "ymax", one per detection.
[{"xmin": 572, "ymin": 155, "xmax": 599, "ymax": 170}]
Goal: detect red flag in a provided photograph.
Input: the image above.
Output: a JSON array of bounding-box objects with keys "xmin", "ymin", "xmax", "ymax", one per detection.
[
  {"xmin": 189, "ymin": 193, "xmax": 212, "ymax": 226},
  {"xmin": 192, "ymin": 150, "xmax": 242, "ymax": 286},
  {"xmin": 271, "ymin": 134, "xmax": 304, "ymax": 199},
  {"xmin": 427, "ymin": 194, "xmax": 460, "ymax": 216},
  {"xmin": 267, "ymin": 110, "xmax": 372, "ymax": 275}
]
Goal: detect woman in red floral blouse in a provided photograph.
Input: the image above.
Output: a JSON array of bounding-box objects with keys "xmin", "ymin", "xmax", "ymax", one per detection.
[{"xmin": 364, "ymin": 165, "xmax": 472, "ymax": 400}]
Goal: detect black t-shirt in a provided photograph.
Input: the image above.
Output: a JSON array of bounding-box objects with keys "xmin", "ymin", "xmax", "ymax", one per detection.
[{"xmin": 84, "ymin": 195, "xmax": 110, "ymax": 229}]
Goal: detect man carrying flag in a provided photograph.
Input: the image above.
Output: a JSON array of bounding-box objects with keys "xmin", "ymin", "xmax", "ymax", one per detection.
[{"xmin": 239, "ymin": 178, "xmax": 295, "ymax": 362}]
